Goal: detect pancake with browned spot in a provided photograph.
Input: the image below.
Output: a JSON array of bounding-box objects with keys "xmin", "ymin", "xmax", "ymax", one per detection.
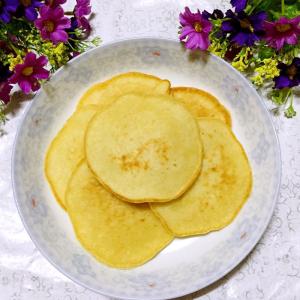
[
  {"xmin": 85, "ymin": 93, "xmax": 203, "ymax": 203},
  {"xmin": 151, "ymin": 119, "xmax": 252, "ymax": 236}
]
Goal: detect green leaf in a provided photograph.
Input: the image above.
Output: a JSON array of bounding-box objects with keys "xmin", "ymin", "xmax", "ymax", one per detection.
[
  {"xmin": 283, "ymin": 3, "xmax": 300, "ymax": 18},
  {"xmin": 250, "ymin": 0, "xmax": 281, "ymax": 17},
  {"xmin": 270, "ymin": 88, "xmax": 290, "ymax": 105},
  {"xmin": 269, "ymin": 10, "xmax": 282, "ymax": 20},
  {"xmin": 91, "ymin": 37, "xmax": 101, "ymax": 46},
  {"xmin": 250, "ymin": 0, "xmax": 300, "ymax": 20},
  {"xmin": 270, "ymin": 2, "xmax": 300, "ymax": 19},
  {"xmin": 284, "ymin": 104, "xmax": 297, "ymax": 118},
  {"xmin": 0, "ymin": 101, "xmax": 7, "ymax": 126},
  {"xmin": 257, "ymin": 45, "xmax": 275, "ymax": 60}
]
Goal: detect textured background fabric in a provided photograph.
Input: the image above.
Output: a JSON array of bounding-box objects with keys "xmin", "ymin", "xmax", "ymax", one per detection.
[{"xmin": 0, "ymin": 0, "xmax": 299, "ymax": 299}]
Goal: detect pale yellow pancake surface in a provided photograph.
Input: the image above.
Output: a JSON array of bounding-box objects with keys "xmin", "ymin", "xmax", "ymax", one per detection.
[
  {"xmin": 85, "ymin": 93, "xmax": 203, "ymax": 203},
  {"xmin": 151, "ymin": 119, "xmax": 252, "ymax": 237},
  {"xmin": 45, "ymin": 105, "xmax": 97, "ymax": 208},
  {"xmin": 171, "ymin": 87, "xmax": 232, "ymax": 126},
  {"xmin": 66, "ymin": 161, "xmax": 173, "ymax": 269},
  {"xmin": 77, "ymin": 72, "xmax": 170, "ymax": 109}
]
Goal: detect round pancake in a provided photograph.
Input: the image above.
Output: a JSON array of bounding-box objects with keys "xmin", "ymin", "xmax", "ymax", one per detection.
[
  {"xmin": 85, "ymin": 93, "xmax": 203, "ymax": 203},
  {"xmin": 77, "ymin": 72, "xmax": 171, "ymax": 108},
  {"xmin": 66, "ymin": 160, "xmax": 173, "ymax": 269},
  {"xmin": 45, "ymin": 105, "xmax": 97, "ymax": 209},
  {"xmin": 151, "ymin": 119, "xmax": 252, "ymax": 237},
  {"xmin": 171, "ymin": 87, "xmax": 232, "ymax": 126}
]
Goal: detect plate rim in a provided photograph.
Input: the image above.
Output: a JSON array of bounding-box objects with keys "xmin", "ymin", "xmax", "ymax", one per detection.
[{"xmin": 11, "ymin": 37, "xmax": 282, "ymax": 300}]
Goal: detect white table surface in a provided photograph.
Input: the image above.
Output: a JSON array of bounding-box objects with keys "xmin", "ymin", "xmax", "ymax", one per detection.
[{"xmin": 1, "ymin": 0, "xmax": 300, "ymax": 299}]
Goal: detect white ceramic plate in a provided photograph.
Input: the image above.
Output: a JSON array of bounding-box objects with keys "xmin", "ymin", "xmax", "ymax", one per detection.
[{"xmin": 12, "ymin": 38, "xmax": 281, "ymax": 300}]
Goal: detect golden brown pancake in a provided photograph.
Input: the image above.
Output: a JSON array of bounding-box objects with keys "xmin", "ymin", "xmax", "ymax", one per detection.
[
  {"xmin": 45, "ymin": 105, "xmax": 97, "ymax": 209},
  {"xmin": 85, "ymin": 93, "xmax": 203, "ymax": 203},
  {"xmin": 171, "ymin": 87, "xmax": 232, "ymax": 126},
  {"xmin": 77, "ymin": 72, "xmax": 171, "ymax": 109},
  {"xmin": 151, "ymin": 119, "xmax": 252, "ymax": 237},
  {"xmin": 66, "ymin": 160, "xmax": 173, "ymax": 268},
  {"xmin": 45, "ymin": 73, "xmax": 170, "ymax": 209}
]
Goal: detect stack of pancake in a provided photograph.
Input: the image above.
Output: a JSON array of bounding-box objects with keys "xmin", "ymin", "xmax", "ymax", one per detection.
[{"xmin": 45, "ymin": 72, "xmax": 252, "ymax": 268}]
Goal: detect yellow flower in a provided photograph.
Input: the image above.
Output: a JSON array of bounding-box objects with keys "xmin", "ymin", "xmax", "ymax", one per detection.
[
  {"xmin": 209, "ymin": 40, "xmax": 228, "ymax": 58},
  {"xmin": 41, "ymin": 42, "xmax": 69, "ymax": 69},
  {"xmin": 53, "ymin": 43, "xmax": 65, "ymax": 62},
  {"xmin": 251, "ymin": 74, "xmax": 264, "ymax": 86},
  {"xmin": 251, "ymin": 58, "xmax": 280, "ymax": 87},
  {"xmin": 7, "ymin": 54, "xmax": 23, "ymax": 71},
  {"xmin": 231, "ymin": 47, "xmax": 252, "ymax": 72},
  {"xmin": 232, "ymin": 60, "xmax": 248, "ymax": 72}
]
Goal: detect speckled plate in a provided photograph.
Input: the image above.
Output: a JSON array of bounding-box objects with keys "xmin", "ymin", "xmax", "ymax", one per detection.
[{"xmin": 12, "ymin": 38, "xmax": 281, "ymax": 300}]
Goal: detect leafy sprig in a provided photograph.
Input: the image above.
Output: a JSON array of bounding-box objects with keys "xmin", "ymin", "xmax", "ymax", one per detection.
[
  {"xmin": 179, "ymin": 0, "xmax": 300, "ymax": 117},
  {"xmin": 0, "ymin": 0, "xmax": 100, "ymax": 128}
]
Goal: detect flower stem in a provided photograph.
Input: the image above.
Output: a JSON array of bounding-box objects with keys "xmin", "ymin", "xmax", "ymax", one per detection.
[
  {"xmin": 289, "ymin": 93, "xmax": 293, "ymax": 106},
  {"xmin": 68, "ymin": 38, "xmax": 79, "ymax": 42},
  {"xmin": 283, "ymin": 88, "xmax": 291, "ymax": 105},
  {"xmin": 67, "ymin": 41, "xmax": 76, "ymax": 51},
  {"xmin": 281, "ymin": 0, "xmax": 285, "ymax": 15},
  {"xmin": 248, "ymin": 0, "xmax": 264, "ymax": 14},
  {"xmin": 7, "ymin": 40, "xmax": 20, "ymax": 55}
]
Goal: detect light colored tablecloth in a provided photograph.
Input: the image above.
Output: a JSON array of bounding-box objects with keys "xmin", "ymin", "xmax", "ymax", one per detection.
[{"xmin": 1, "ymin": 0, "xmax": 300, "ymax": 299}]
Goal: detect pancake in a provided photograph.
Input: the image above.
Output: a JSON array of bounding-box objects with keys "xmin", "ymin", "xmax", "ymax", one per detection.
[
  {"xmin": 77, "ymin": 72, "xmax": 171, "ymax": 108},
  {"xmin": 151, "ymin": 119, "xmax": 252, "ymax": 236},
  {"xmin": 171, "ymin": 87, "xmax": 232, "ymax": 126},
  {"xmin": 45, "ymin": 105, "xmax": 97, "ymax": 209},
  {"xmin": 66, "ymin": 160, "xmax": 173, "ymax": 269},
  {"xmin": 85, "ymin": 93, "xmax": 203, "ymax": 203}
]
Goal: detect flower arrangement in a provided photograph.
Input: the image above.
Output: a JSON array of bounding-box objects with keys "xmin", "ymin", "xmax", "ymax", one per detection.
[
  {"xmin": 0, "ymin": 0, "xmax": 99, "ymax": 126},
  {"xmin": 179, "ymin": 0, "xmax": 300, "ymax": 118}
]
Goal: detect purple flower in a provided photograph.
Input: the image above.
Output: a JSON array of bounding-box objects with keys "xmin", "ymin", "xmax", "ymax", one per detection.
[
  {"xmin": 0, "ymin": 81, "xmax": 12, "ymax": 104},
  {"xmin": 70, "ymin": 51, "xmax": 80, "ymax": 59},
  {"xmin": 9, "ymin": 52, "xmax": 50, "ymax": 94},
  {"xmin": 179, "ymin": 7, "xmax": 213, "ymax": 50},
  {"xmin": 0, "ymin": 63, "xmax": 12, "ymax": 104},
  {"xmin": 78, "ymin": 16, "xmax": 91, "ymax": 33},
  {"xmin": 264, "ymin": 16, "xmax": 300, "ymax": 50},
  {"xmin": 67, "ymin": 17, "xmax": 78, "ymax": 39},
  {"xmin": 17, "ymin": 0, "xmax": 43, "ymax": 21},
  {"xmin": 0, "ymin": 40, "xmax": 11, "ymax": 54},
  {"xmin": 74, "ymin": 0, "xmax": 91, "ymax": 19},
  {"xmin": 45, "ymin": 0, "xmax": 66, "ymax": 8},
  {"xmin": 0, "ymin": 63, "xmax": 12, "ymax": 82},
  {"xmin": 202, "ymin": 9, "xmax": 224, "ymax": 20},
  {"xmin": 231, "ymin": 0, "xmax": 247, "ymax": 13},
  {"xmin": 221, "ymin": 10, "xmax": 266, "ymax": 46},
  {"xmin": 0, "ymin": 0, "xmax": 19, "ymax": 23},
  {"xmin": 74, "ymin": 0, "xmax": 91, "ymax": 30},
  {"xmin": 274, "ymin": 58, "xmax": 300, "ymax": 89},
  {"xmin": 34, "ymin": 5, "xmax": 71, "ymax": 44},
  {"xmin": 67, "ymin": 16, "xmax": 91, "ymax": 41},
  {"xmin": 225, "ymin": 44, "xmax": 243, "ymax": 61}
]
